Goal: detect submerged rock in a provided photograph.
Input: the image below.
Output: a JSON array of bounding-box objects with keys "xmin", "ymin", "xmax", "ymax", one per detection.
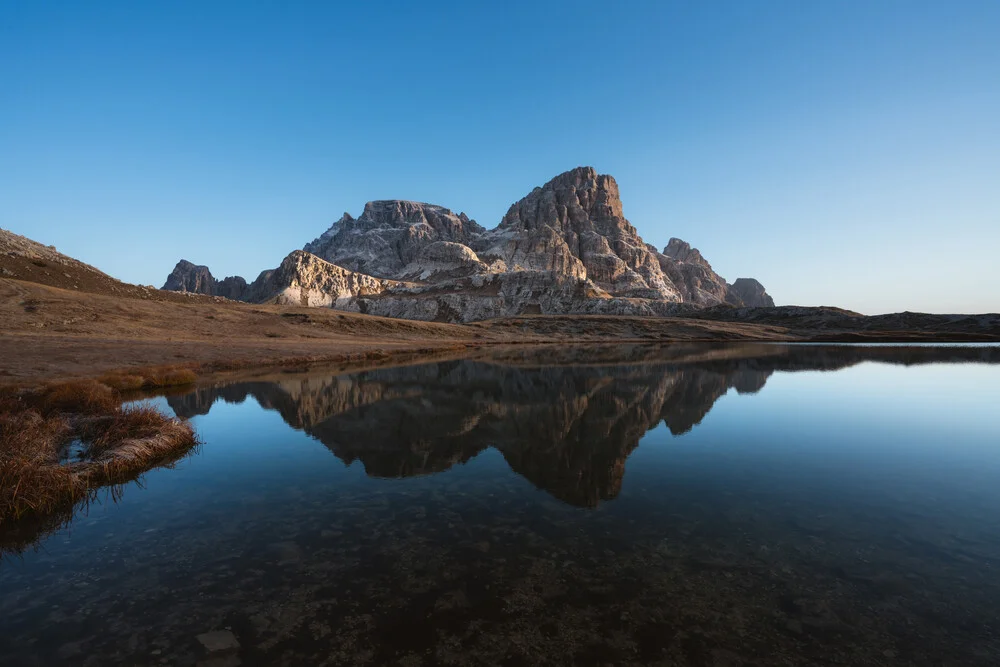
[{"xmin": 196, "ymin": 630, "xmax": 240, "ymax": 652}]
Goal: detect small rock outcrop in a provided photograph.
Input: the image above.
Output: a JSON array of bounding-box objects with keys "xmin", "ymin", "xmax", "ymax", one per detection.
[
  {"xmin": 659, "ymin": 238, "xmax": 732, "ymax": 306},
  {"xmin": 727, "ymin": 278, "xmax": 775, "ymax": 308},
  {"xmin": 161, "ymin": 260, "xmax": 216, "ymax": 295},
  {"xmin": 245, "ymin": 251, "xmax": 401, "ymax": 307}
]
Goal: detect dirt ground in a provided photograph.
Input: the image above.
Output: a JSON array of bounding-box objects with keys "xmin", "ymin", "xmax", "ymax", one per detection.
[{"xmin": 0, "ymin": 276, "xmax": 812, "ymax": 383}]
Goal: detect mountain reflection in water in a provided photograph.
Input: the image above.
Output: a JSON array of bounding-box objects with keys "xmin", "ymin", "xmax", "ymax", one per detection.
[{"xmin": 168, "ymin": 343, "xmax": 1000, "ymax": 508}]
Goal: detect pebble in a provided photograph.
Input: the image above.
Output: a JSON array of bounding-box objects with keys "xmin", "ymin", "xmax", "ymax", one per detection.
[{"xmin": 196, "ymin": 630, "xmax": 240, "ymax": 652}]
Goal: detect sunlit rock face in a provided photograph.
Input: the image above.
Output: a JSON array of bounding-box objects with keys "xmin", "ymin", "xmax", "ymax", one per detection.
[
  {"xmin": 474, "ymin": 167, "xmax": 682, "ymax": 301},
  {"xmin": 243, "ymin": 250, "xmax": 401, "ymax": 307},
  {"xmin": 160, "ymin": 167, "xmax": 775, "ymax": 320},
  {"xmin": 303, "ymin": 201, "xmax": 486, "ymax": 279}
]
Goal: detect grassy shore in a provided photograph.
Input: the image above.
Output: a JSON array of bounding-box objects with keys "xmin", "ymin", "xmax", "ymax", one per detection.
[
  {"xmin": 0, "ymin": 369, "xmax": 200, "ymax": 531},
  {"xmin": 0, "ymin": 349, "xmax": 452, "ymax": 538}
]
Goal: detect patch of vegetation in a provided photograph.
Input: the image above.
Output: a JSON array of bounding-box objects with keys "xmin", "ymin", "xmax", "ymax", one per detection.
[
  {"xmin": 98, "ymin": 365, "xmax": 197, "ymax": 392},
  {"xmin": 0, "ymin": 378, "xmax": 199, "ymax": 535}
]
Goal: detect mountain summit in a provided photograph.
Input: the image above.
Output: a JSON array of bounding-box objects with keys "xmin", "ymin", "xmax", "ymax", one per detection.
[{"xmin": 162, "ymin": 167, "xmax": 775, "ymax": 320}]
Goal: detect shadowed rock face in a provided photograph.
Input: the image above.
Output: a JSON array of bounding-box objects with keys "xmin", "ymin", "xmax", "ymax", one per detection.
[
  {"xmin": 162, "ymin": 260, "xmax": 248, "ymax": 300},
  {"xmin": 159, "ymin": 167, "xmax": 775, "ymax": 321},
  {"xmin": 162, "ymin": 260, "xmax": 216, "ymax": 294},
  {"xmin": 728, "ymin": 278, "xmax": 776, "ymax": 308},
  {"xmin": 166, "ymin": 344, "xmax": 1000, "ymax": 508},
  {"xmin": 660, "ymin": 238, "xmax": 732, "ymax": 305}
]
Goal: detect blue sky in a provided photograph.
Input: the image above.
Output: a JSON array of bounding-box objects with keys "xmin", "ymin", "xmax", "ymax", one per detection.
[{"xmin": 2, "ymin": 0, "xmax": 998, "ymax": 314}]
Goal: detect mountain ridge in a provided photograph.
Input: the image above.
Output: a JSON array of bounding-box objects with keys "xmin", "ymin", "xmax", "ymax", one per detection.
[{"xmin": 160, "ymin": 167, "xmax": 775, "ymax": 322}]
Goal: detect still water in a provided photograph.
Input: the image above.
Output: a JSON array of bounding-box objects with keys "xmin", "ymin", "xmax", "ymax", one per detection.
[{"xmin": 2, "ymin": 344, "xmax": 1000, "ymax": 666}]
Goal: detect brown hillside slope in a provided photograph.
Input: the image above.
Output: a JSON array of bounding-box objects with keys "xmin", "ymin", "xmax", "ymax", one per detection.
[{"xmin": 2, "ymin": 227, "xmax": 998, "ymax": 383}]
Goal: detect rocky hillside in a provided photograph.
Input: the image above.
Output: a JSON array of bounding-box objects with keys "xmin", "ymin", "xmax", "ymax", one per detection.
[{"xmin": 161, "ymin": 167, "xmax": 776, "ymax": 321}]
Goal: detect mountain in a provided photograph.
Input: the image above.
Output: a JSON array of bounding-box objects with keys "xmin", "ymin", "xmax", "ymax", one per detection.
[
  {"xmin": 160, "ymin": 167, "xmax": 776, "ymax": 321},
  {"xmin": 161, "ymin": 260, "xmax": 248, "ymax": 300},
  {"xmin": 728, "ymin": 278, "xmax": 775, "ymax": 308}
]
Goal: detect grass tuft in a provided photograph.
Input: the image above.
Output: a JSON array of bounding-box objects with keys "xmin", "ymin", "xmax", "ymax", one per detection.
[
  {"xmin": 1, "ymin": 378, "xmax": 199, "ymax": 540},
  {"xmin": 146, "ymin": 367, "xmax": 197, "ymax": 388},
  {"xmin": 36, "ymin": 380, "xmax": 118, "ymax": 415},
  {"xmin": 97, "ymin": 372, "xmax": 145, "ymax": 391},
  {"xmin": 98, "ymin": 365, "xmax": 197, "ymax": 391}
]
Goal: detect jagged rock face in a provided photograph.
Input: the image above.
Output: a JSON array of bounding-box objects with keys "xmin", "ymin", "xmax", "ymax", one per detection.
[
  {"xmin": 728, "ymin": 278, "xmax": 775, "ymax": 308},
  {"xmin": 397, "ymin": 241, "xmax": 501, "ymax": 282},
  {"xmin": 161, "ymin": 260, "xmax": 249, "ymax": 300},
  {"xmin": 303, "ymin": 201, "xmax": 485, "ymax": 279},
  {"xmin": 215, "ymin": 276, "xmax": 248, "ymax": 301},
  {"xmin": 159, "ymin": 166, "xmax": 775, "ymax": 320},
  {"xmin": 245, "ymin": 250, "xmax": 401, "ymax": 307},
  {"xmin": 475, "ymin": 167, "xmax": 682, "ymax": 301},
  {"xmin": 659, "ymin": 238, "xmax": 732, "ymax": 306},
  {"xmin": 357, "ymin": 271, "xmax": 621, "ymax": 322},
  {"xmin": 162, "ymin": 260, "xmax": 216, "ymax": 295}
]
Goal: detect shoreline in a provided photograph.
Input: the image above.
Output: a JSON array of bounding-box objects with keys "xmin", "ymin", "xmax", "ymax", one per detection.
[
  {"xmin": 2, "ymin": 276, "xmax": 998, "ymax": 386},
  {"xmin": 3, "ymin": 331, "xmax": 1000, "ymax": 387}
]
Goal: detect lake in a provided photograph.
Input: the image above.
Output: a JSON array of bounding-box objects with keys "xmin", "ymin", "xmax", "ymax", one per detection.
[{"xmin": 2, "ymin": 344, "xmax": 1000, "ymax": 666}]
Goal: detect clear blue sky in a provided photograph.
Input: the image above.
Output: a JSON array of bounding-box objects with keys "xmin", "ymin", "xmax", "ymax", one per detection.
[{"xmin": 2, "ymin": 0, "xmax": 998, "ymax": 314}]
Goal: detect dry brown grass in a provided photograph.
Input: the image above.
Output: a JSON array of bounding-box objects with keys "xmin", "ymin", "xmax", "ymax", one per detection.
[
  {"xmin": 81, "ymin": 405, "xmax": 197, "ymax": 464},
  {"xmin": 1, "ymin": 381, "xmax": 199, "ymax": 529},
  {"xmin": 0, "ymin": 407, "xmax": 78, "ymax": 520},
  {"xmin": 36, "ymin": 379, "xmax": 118, "ymax": 414},
  {"xmin": 98, "ymin": 365, "xmax": 197, "ymax": 391}
]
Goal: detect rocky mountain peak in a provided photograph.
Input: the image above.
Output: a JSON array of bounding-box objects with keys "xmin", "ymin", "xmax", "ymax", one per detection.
[
  {"xmin": 162, "ymin": 260, "xmax": 216, "ymax": 294},
  {"xmin": 476, "ymin": 167, "xmax": 679, "ymax": 300},
  {"xmin": 161, "ymin": 166, "xmax": 777, "ymax": 320},
  {"xmin": 496, "ymin": 166, "xmax": 624, "ymax": 234},
  {"xmin": 728, "ymin": 277, "xmax": 775, "ymax": 308},
  {"xmin": 161, "ymin": 259, "xmax": 248, "ymax": 300},
  {"xmin": 663, "ymin": 238, "xmax": 708, "ymax": 266}
]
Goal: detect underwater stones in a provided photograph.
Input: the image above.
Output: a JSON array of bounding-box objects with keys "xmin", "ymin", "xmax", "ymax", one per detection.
[{"xmin": 196, "ymin": 629, "xmax": 240, "ymax": 652}]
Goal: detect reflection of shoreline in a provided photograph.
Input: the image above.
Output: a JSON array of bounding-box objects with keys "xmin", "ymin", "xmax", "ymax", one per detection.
[{"xmin": 168, "ymin": 345, "xmax": 1000, "ymax": 508}]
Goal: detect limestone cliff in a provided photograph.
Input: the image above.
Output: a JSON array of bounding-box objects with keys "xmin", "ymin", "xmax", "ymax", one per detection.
[
  {"xmin": 244, "ymin": 250, "xmax": 402, "ymax": 307},
  {"xmin": 160, "ymin": 167, "xmax": 776, "ymax": 321}
]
